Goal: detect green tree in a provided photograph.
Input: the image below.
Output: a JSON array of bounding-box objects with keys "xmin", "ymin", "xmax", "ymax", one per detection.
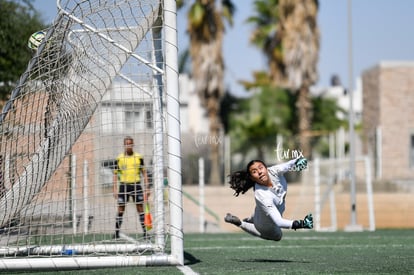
[
  {"xmin": 232, "ymin": 71, "xmax": 345, "ymax": 162},
  {"xmin": 230, "ymin": 82, "xmax": 293, "ymax": 161},
  {"xmin": 184, "ymin": 0, "xmax": 235, "ymax": 185},
  {"xmin": 311, "ymin": 96, "xmax": 346, "ymax": 132},
  {"xmin": 247, "ymin": 0, "xmax": 320, "ymax": 157},
  {"xmin": 219, "ymin": 90, "xmax": 239, "ymax": 134},
  {"xmin": 0, "ymin": 0, "xmax": 46, "ymax": 101}
]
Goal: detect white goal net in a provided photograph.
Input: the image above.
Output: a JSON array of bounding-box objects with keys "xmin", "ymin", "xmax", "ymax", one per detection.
[
  {"xmin": 0, "ymin": 0, "xmax": 183, "ymax": 270},
  {"xmin": 312, "ymin": 157, "xmax": 375, "ymax": 232}
]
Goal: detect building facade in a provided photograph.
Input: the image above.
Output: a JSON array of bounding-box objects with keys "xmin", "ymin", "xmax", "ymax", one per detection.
[{"xmin": 362, "ymin": 61, "xmax": 414, "ymax": 183}]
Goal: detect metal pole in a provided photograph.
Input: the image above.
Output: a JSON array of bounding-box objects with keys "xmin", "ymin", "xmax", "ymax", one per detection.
[
  {"xmin": 151, "ymin": 17, "xmax": 166, "ymax": 249},
  {"xmin": 365, "ymin": 156, "xmax": 376, "ymax": 231},
  {"xmin": 164, "ymin": 0, "xmax": 184, "ymax": 265},
  {"xmin": 71, "ymin": 155, "xmax": 77, "ymax": 234},
  {"xmin": 314, "ymin": 158, "xmax": 321, "ymax": 231},
  {"xmin": 345, "ymin": 0, "xmax": 362, "ymax": 231},
  {"xmin": 83, "ymin": 160, "xmax": 88, "ymax": 234},
  {"xmin": 199, "ymin": 158, "xmax": 205, "ymax": 233}
]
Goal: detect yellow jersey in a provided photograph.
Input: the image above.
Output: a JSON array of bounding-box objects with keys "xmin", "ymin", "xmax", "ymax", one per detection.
[{"xmin": 115, "ymin": 152, "xmax": 144, "ymax": 183}]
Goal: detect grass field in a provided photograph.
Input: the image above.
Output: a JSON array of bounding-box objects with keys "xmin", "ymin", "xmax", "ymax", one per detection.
[{"xmin": 5, "ymin": 229, "xmax": 414, "ymax": 274}]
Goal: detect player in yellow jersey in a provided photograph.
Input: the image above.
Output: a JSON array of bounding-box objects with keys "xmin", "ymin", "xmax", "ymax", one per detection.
[{"xmin": 113, "ymin": 136, "xmax": 150, "ymax": 239}]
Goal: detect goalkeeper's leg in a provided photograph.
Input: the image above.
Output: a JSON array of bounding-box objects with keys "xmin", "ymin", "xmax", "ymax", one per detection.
[{"xmin": 225, "ymin": 213, "xmax": 282, "ymax": 241}]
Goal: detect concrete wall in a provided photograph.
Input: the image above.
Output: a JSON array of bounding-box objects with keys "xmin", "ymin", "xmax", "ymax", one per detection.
[{"xmin": 362, "ymin": 62, "xmax": 414, "ymax": 182}]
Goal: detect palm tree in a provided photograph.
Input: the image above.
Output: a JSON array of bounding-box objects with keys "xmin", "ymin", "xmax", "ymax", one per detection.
[
  {"xmin": 231, "ymin": 84, "xmax": 293, "ymax": 161},
  {"xmin": 185, "ymin": 0, "xmax": 235, "ymax": 185},
  {"xmin": 248, "ymin": 0, "xmax": 320, "ymax": 157}
]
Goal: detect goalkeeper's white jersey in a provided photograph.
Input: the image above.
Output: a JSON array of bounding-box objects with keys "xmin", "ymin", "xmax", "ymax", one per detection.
[{"xmin": 252, "ymin": 158, "xmax": 298, "ymax": 230}]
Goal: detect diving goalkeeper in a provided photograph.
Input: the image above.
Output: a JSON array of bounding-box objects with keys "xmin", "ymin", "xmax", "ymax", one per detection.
[{"xmin": 224, "ymin": 157, "xmax": 313, "ymax": 241}]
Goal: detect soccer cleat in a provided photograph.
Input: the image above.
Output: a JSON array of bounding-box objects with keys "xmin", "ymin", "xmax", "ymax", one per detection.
[
  {"xmin": 224, "ymin": 213, "xmax": 241, "ymax": 226},
  {"xmin": 292, "ymin": 213, "xmax": 313, "ymax": 230}
]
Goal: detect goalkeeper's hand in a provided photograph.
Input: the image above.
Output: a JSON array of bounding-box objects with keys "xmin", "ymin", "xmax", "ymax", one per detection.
[
  {"xmin": 295, "ymin": 157, "xmax": 308, "ymax": 171},
  {"xmin": 292, "ymin": 213, "xmax": 313, "ymax": 230},
  {"xmin": 302, "ymin": 213, "xmax": 313, "ymax": 229}
]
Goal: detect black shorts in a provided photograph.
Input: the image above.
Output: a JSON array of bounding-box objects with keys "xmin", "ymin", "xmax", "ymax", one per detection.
[{"xmin": 117, "ymin": 183, "xmax": 144, "ymax": 205}]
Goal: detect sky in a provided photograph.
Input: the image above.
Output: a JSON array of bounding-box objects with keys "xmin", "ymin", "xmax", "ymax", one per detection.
[{"xmin": 33, "ymin": 0, "xmax": 414, "ymax": 96}]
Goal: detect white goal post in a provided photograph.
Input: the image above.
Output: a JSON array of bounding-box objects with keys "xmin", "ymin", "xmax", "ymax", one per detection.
[
  {"xmin": 312, "ymin": 156, "xmax": 375, "ymax": 232},
  {"xmin": 0, "ymin": 0, "xmax": 183, "ymax": 270}
]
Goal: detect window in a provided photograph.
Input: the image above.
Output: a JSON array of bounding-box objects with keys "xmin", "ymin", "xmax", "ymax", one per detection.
[
  {"xmin": 100, "ymin": 102, "xmax": 153, "ymax": 133},
  {"xmin": 125, "ymin": 110, "xmax": 141, "ymax": 131},
  {"xmin": 146, "ymin": 110, "xmax": 153, "ymax": 129},
  {"xmin": 101, "ymin": 105, "xmax": 113, "ymax": 133}
]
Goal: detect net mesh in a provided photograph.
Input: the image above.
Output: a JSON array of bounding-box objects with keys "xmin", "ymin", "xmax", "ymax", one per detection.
[
  {"xmin": 0, "ymin": 0, "xmax": 170, "ymax": 259},
  {"xmin": 312, "ymin": 157, "xmax": 375, "ymax": 231}
]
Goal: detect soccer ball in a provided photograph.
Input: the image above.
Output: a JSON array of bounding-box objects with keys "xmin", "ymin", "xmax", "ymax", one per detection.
[{"xmin": 28, "ymin": 31, "xmax": 46, "ymax": 51}]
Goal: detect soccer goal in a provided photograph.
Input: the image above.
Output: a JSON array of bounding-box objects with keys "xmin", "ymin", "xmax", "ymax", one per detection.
[
  {"xmin": 0, "ymin": 0, "xmax": 183, "ymax": 270},
  {"xmin": 312, "ymin": 156, "xmax": 375, "ymax": 232}
]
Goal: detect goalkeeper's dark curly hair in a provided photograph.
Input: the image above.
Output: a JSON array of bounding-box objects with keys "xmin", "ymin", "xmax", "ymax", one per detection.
[{"xmin": 228, "ymin": 160, "xmax": 266, "ymax": 197}]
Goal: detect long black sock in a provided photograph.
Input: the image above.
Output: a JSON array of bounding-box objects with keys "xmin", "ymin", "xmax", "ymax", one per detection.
[
  {"xmin": 139, "ymin": 213, "xmax": 146, "ymax": 234},
  {"xmin": 116, "ymin": 213, "xmax": 123, "ymax": 233}
]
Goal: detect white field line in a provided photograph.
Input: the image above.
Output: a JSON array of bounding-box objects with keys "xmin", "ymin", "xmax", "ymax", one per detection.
[
  {"xmin": 177, "ymin": 265, "xmax": 199, "ymax": 275},
  {"xmin": 187, "ymin": 243, "xmax": 410, "ymax": 251}
]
